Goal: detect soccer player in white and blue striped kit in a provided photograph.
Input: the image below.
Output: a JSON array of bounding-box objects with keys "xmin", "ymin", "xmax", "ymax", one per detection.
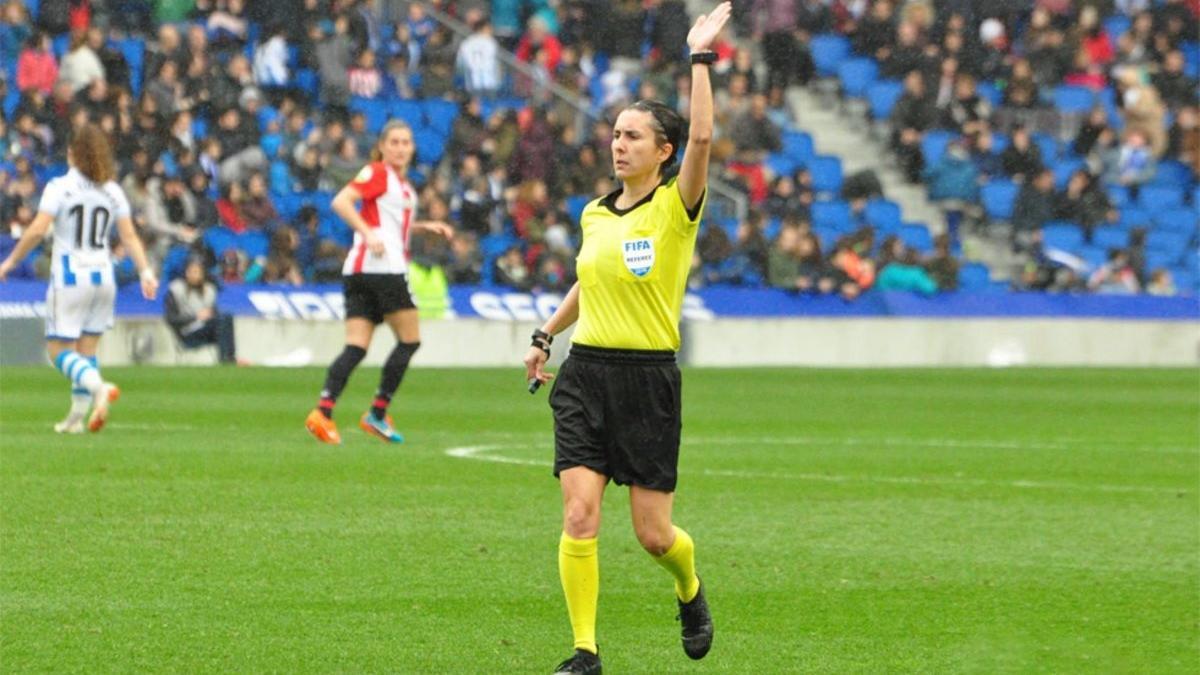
[{"xmin": 0, "ymin": 125, "xmax": 158, "ymax": 433}]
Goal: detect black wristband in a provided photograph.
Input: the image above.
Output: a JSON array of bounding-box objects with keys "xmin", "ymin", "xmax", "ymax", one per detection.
[
  {"xmin": 531, "ymin": 329, "xmax": 552, "ymax": 356},
  {"xmin": 532, "ymin": 329, "xmax": 553, "ymax": 345},
  {"xmin": 690, "ymin": 51, "xmax": 717, "ymax": 66}
]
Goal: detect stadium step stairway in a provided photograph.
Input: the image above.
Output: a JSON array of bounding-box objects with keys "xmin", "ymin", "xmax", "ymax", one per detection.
[{"xmin": 785, "ymin": 85, "xmax": 1021, "ymax": 279}]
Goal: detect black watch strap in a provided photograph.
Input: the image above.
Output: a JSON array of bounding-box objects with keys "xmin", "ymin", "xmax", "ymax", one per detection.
[{"xmin": 690, "ymin": 51, "xmax": 718, "ymax": 65}]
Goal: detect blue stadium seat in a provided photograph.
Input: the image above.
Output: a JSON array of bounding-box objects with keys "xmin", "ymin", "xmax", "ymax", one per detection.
[
  {"xmin": 565, "ymin": 195, "xmax": 591, "ymax": 225},
  {"xmin": 1137, "ymin": 185, "xmax": 1184, "ymax": 211},
  {"xmin": 811, "ymin": 200, "xmax": 852, "ymax": 230},
  {"xmin": 1146, "ymin": 231, "xmax": 1189, "ymax": 261},
  {"xmin": 3, "ymin": 89, "xmax": 20, "ymax": 120},
  {"xmin": 864, "ymin": 199, "xmax": 902, "ymax": 233},
  {"xmin": 811, "ymin": 226, "xmax": 841, "ymax": 250},
  {"xmin": 1053, "ymin": 86, "xmax": 1097, "ymax": 115},
  {"xmin": 1032, "ymin": 133, "xmax": 1058, "ymax": 163},
  {"xmin": 421, "ymin": 98, "xmax": 460, "ymax": 136},
  {"xmin": 1106, "ymin": 185, "xmax": 1129, "ymax": 209},
  {"xmin": 920, "ymin": 130, "xmax": 955, "ymax": 163},
  {"xmin": 866, "ymin": 80, "xmax": 903, "ymax": 120},
  {"xmin": 1052, "ymin": 158, "xmax": 1085, "ymax": 189},
  {"xmin": 203, "ymin": 226, "xmax": 238, "ymax": 255},
  {"xmin": 807, "ymin": 155, "xmax": 843, "ymax": 195},
  {"xmin": 392, "ymin": 99, "xmax": 425, "ymax": 128},
  {"xmin": 958, "ymin": 262, "xmax": 990, "ymax": 291},
  {"xmin": 52, "ymin": 34, "xmax": 70, "ymax": 59},
  {"xmin": 781, "ymin": 131, "xmax": 814, "ymax": 164},
  {"xmin": 1153, "ymin": 208, "xmax": 1198, "ymax": 236},
  {"xmin": 1118, "ymin": 207, "xmax": 1152, "ymax": 229},
  {"xmin": 480, "ymin": 234, "xmax": 519, "ymax": 258},
  {"xmin": 1182, "ymin": 41, "xmax": 1199, "ymax": 79},
  {"xmin": 1091, "ymin": 226, "xmax": 1128, "ymax": 250},
  {"xmin": 837, "ymin": 58, "xmax": 878, "ymax": 98},
  {"xmin": 238, "ymin": 231, "xmax": 270, "ymax": 259},
  {"xmin": 1042, "ymin": 222, "xmax": 1085, "ymax": 252},
  {"xmin": 1103, "ymin": 15, "xmax": 1130, "ymax": 40},
  {"xmin": 1076, "ymin": 245, "xmax": 1109, "ymax": 271},
  {"xmin": 114, "ymin": 37, "xmax": 145, "ymax": 96},
  {"xmin": 765, "ymin": 153, "xmax": 799, "ymax": 178},
  {"xmin": 898, "ymin": 223, "xmax": 933, "ymax": 252},
  {"xmin": 810, "ymin": 34, "xmax": 851, "ymax": 78},
  {"xmin": 1145, "ymin": 250, "xmax": 1181, "ymax": 271},
  {"xmin": 350, "ymin": 96, "xmax": 390, "ymax": 134},
  {"xmin": 413, "ymin": 127, "xmax": 446, "ymax": 165},
  {"xmin": 981, "ymin": 180, "xmax": 1019, "ymax": 221},
  {"xmin": 1170, "ymin": 267, "xmax": 1197, "ymax": 294},
  {"xmin": 293, "ymin": 68, "xmax": 319, "ymax": 99},
  {"xmin": 976, "ymin": 82, "xmax": 1002, "ymax": 108},
  {"xmin": 1149, "ymin": 160, "xmax": 1195, "ymax": 188}
]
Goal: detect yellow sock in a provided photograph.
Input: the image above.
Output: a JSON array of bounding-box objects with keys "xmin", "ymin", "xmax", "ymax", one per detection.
[
  {"xmin": 654, "ymin": 526, "xmax": 700, "ymax": 602},
  {"xmin": 558, "ymin": 532, "xmax": 599, "ymax": 654}
]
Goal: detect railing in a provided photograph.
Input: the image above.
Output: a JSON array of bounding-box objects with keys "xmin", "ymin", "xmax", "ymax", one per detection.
[{"xmin": 417, "ymin": 2, "xmax": 748, "ymax": 224}]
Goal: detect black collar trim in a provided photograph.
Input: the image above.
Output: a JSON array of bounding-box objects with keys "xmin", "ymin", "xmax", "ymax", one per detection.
[{"xmin": 600, "ymin": 180, "xmax": 664, "ymax": 216}]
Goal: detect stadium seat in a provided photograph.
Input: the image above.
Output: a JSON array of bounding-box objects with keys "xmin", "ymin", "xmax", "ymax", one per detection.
[
  {"xmin": 811, "ymin": 225, "xmax": 841, "ymax": 250},
  {"xmin": 1052, "ymin": 158, "xmax": 1085, "ymax": 189},
  {"xmin": 1153, "ymin": 208, "xmax": 1199, "ymax": 236},
  {"xmin": 958, "ymin": 262, "xmax": 990, "ymax": 291},
  {"xmin": 864, "ymin": 199, "xmax": 902, "ymax": 233},
  {"xmin": 1032, "ymin": 133, "xmax": 1058, "ymax": 163},
  {"xmin": 3, "ymin": 89, "xmax": 20, "ymax": 120},
  {"xmin": 1042, "ymin": 222, "xmax": 1085, "ymax": 252},
  {"xmin": 807, "ymin": 155, "xmax": 843, "ymax": 195},
  {"xmin": 565, "ymin": 195, "xmax": 591, "ymax": 226},
  {"xmin": 238, "ymin": 231, "xmax": 270, "ymax": 259},
  {"xmin": 981, "ymin": 180, "xmax": 1019, "ymax": 221},
  {"xmin": 1170, "ymin": 267, "xmax": 1197, "ymax": 294},
  {"xmin": 1053, "ymin": 86, "xmax": 1097, "ymax": 115},
  {"xmin": 203, "ymin": 226, "xmax": 238, "ymax": 256},
  {"xmin": 1103, "ymin": 15, "xmax": 1130, "ymax": 40},
  {"xmin": 392, "ymin": 99, "xmax": 425, "ymax": 128},
  {"xmin": 866, "ymin": 80, "xmax": 904, "ymax": 120},
  {"xmin": 1148, "ymin": 161, "xmax": 1195, "ymax": 189},
  {"xmin": 765, "ymin": 153, "xmax": 799, "ymax": 179},
  {"xmin": 413, "ymin": 127, "xmax": 447, "ymax": 165},
  {"xmin": 781, "ymin": 131, "xmax": 814, "ymax": 164},
  {"xmin": 1137, "ymin": 185, "xmax": 1185, "ymax": 211},
  {"xmin": 1106, "ymin": 185, "xmax": 1129, "ymax": 209},
  {"xmin": 1117, "ymin": 207, "xmax": 1151, "ymax": 229},
  {"xmin": 1182, "ymin": 41, "xmax": 1200, "ymax": 78},
  {"xmin": 812, "ymin": 200, "xmax": 852, "ymax": 231},
  {"xmin": 837, "ymin": 58, "xmax": 878, "ymax": 98},
  {"xmin": 114, "ymin": 37, "xmax": 145, "ymax": 96},
  {"xmin": 481, "ymin": 234, "xmax": 519, "ymax": 258},
  {"xmin": 1146, "ymin": 228, "xmax": 1190, "ymax": 251},
  {"xmin": 898, "ymin": 223, "xmax": 933, "ymax": 252},
  {"xmin": 920, "ymin": 130, "xmax": 955, "ymax": 163},
  {"xmin": 421, "ymin": 98, "xmax": 460, "ymax": 136},
  {"xmin": 810, "ymin": 34, "xmax": 851, "ymax": 78},
  {"xmin": 1091, "ymin": 227, "xmax": 1128, "ymax": 250},
  {"xmin": 1075, "ymin": 245, "xmax": 1108, "ymax": 271},
  {"xmin": 293, "ymin": 69, "xmax": 319, "ymax": 99},
  {"xmin": 976, "ymin": 82, "xmax": 1002, "ymax": 107},
  {"xmin": 1145, "ymin": 249, "xmax": 1181, "ymax": 271},
  {"xmin": 350, "ymin": 96, "xmax": 390, "ymax": 134}
]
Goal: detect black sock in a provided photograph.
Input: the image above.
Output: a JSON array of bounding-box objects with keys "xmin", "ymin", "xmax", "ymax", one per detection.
[
  {"xmin": 318, "ymin": 345, "xmax": 367, "ymax": 418},
  {"xmin": 373, "ymin": 341, "xmax": 419, "ymax": 417}
]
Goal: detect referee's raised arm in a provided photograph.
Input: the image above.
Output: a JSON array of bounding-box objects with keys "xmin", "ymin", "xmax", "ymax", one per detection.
[{"xmin": 676, "ymin": 1, "xmax": 731, "ymax": 212}]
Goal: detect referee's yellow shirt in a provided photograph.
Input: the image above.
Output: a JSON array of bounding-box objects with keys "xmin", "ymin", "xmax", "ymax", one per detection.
[{"xmin": 571, "ymin": 177, "xmax": 706, "ymax": 352}]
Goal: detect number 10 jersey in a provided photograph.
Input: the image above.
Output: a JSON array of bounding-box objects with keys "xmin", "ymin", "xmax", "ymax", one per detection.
[{"xmin": 38, "ymin": 167, "xmax": 132, "ymax": 288}]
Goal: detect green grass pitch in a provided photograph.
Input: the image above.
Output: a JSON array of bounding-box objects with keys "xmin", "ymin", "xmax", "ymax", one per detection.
[{"xmin": 2, "ymin": 366, "xmax": 1197, "ymax": 673}]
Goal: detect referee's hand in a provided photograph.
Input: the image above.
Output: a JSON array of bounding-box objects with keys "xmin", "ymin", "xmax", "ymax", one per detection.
[{"xmin": 523, "ymin": 345, "xmax": 554, "ymax": 392}]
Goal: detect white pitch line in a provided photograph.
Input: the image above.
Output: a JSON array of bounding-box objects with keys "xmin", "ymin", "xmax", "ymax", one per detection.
[{"xmin": 444, "ymin": 445, "xmax": 1189, "ymax": 495}]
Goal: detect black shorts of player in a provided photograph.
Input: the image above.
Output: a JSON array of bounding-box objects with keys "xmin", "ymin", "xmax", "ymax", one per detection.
[
  {"xmin": 343, "ymin": 273, "xmax": 415, "ymax": 324},
  {"xmin": 549, "ymin": 344, "xmax": 682, "ymax": 492}
]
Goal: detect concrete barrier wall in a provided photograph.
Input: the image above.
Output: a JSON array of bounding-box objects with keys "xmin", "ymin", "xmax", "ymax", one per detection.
[{"xmin": 6, "ymin": 316, "xmax": 1184, "ymax": 368}]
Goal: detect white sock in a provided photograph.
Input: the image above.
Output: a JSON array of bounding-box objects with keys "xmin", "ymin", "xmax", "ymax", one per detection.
[{"xmin": 55, "ymin": 351, "xmax": 103, "ymax": 396}]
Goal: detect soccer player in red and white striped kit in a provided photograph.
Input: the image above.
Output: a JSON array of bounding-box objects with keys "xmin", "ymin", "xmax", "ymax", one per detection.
[{"xmin": 305, "ymin": 119, "xmax": 453, "ymax": 444}]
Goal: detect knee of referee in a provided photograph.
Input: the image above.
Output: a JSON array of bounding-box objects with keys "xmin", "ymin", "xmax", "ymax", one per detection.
[
  {"xmin": 633, "ymin": 521, "xmax": 676, "ymax": 557},
  {"xmin": 562, "ymin": 495, "xmax": 601, "ymax": 539}
]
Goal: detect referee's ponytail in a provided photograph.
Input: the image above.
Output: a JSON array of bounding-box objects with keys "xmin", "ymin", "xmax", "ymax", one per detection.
[{"xmin": 626, "ymin": 100, "xmax": 685, "ymax": 176}]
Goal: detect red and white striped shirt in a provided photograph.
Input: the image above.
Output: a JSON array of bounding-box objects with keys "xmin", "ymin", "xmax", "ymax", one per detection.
[{"xmin": 341, "ymin": 162, "xmax": 418, "ymax": 276}]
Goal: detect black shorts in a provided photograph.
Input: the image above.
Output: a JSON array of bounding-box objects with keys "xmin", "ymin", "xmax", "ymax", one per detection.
[
  {"xmin": 549, "ymin": 344, "xmax": 682, "ymax": 492},
  {"xmin": 343, "ymin": 273, "xmax": 415, "ymax": 324}
]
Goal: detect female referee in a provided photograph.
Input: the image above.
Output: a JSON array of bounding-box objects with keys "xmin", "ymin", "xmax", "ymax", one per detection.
[
  {"xmin": 0, "ymin": 124, "xmax": 158, "ymax": 433},
  {"xmin": 522, "ymin": 3, "xmax": 730, "ymax": 672},
  {"xmin": 305, "ymin": 119, "xmax": 453, "ymax": 445}
]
